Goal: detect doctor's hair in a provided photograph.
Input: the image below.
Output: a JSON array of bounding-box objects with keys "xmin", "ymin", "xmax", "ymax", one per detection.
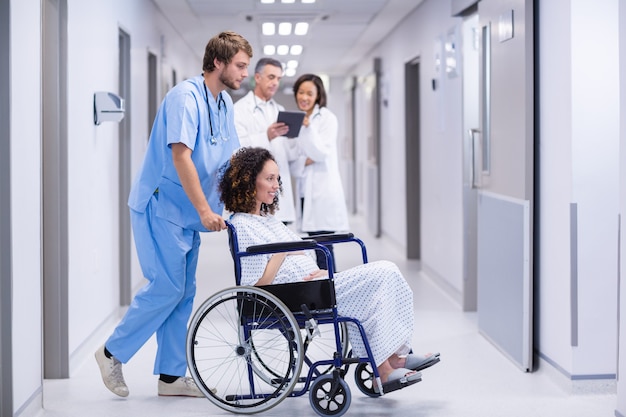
[
  {"xmin": 255, "ymin": 57, "xmax": 283, "ymax": 74},
  {"xmin": 202, "ymin": 31, "xmax": 253, "ymax": 73},
  {"xmin": 293, "ymin": 73, "xmax": 327, "ymax": 108},
  {"xmin": 219, "ymin": 147, "xmax": 283, "ymax": 216}
]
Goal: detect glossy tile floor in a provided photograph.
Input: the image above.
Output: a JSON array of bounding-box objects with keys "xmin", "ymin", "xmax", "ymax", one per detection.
[{"xmin": 42, "ymin": 215, "xmax": 616, "ymax": 417}]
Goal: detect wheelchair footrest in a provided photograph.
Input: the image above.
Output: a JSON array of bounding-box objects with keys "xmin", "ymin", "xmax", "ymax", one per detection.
[{"xmin": 379, "ymin": 374, "xmax": 422, "ymax": 395}]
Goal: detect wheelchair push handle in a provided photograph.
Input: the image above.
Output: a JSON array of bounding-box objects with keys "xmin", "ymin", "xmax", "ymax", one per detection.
[{"xmin": 309, "ymin": 233, "xmax": 354, "ymax": 244}]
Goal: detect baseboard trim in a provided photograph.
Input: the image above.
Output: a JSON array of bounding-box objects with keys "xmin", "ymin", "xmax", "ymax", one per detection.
[{"xmin": 537, "ymin": 352, "xmax": 616, "ymax": 394}]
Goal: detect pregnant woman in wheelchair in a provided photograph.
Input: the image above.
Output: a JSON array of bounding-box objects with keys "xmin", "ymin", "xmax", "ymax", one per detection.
[{"xmin": 218, "ymin": 147, "xmax": 439, "ymax": 388}]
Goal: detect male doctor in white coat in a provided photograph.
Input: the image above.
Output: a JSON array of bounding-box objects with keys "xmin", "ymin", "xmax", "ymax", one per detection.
[{"xmin": 234, "ymin": 57, "xmax": 296, "ymax": 223}]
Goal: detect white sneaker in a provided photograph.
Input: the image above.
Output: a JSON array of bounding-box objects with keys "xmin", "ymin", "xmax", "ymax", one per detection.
[
  {"xmin": 94, "ymin": 345, "xmax": 129, "ymax": 397},
  {"xmin": 158, "ymin": 376, "xmax": 213, "ymax": 397}
]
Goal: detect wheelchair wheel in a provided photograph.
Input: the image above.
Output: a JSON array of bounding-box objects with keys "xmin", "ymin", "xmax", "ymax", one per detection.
[
  {"xmin": 309, "ymin": 374, "xmax": 351, "ymax": 417},
  {"xmin": 354, "ymin": 362, "xmax": 381, "ymax": 398},
  {"xmin": 301, "ymin": 322, "xmax": 350, "ymax": 380},
  {"xmin": 187, "ymin": 286, "xmax": 303, "ymax": 414}
]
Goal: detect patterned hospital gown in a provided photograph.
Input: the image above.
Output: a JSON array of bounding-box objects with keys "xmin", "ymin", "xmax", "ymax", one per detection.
[{"xmin": 229, "ymin": 212, "xmax": 415, "ymax": 366}]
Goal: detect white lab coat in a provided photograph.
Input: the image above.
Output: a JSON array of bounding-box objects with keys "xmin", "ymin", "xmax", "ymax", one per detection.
[
  {"xmin": 234, "ymin": 91, "xmax": 296, "ymax": 223},
  {"xmin": 289, "ymin": 105, "xmax": 349, "ymax": 232}
]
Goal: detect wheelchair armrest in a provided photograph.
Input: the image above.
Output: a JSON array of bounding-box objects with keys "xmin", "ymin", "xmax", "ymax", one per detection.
[
  {"xmin": 246, "ymin": 239, "xmax": 318, "ymax": 254},
  {"xmin": 309, "ymin": 233, "xmax": 354, "ymax": 244}
]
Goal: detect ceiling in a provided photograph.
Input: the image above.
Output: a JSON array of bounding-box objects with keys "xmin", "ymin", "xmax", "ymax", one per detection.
[{"xmin": 152, "ymin": 0, "xmax": 425, "ymax": 85}]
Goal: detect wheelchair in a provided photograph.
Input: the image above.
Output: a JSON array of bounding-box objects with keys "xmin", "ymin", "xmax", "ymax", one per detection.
[{"xmin": 186, "ymin": 221, "xmax": 421, "ymax": 416}]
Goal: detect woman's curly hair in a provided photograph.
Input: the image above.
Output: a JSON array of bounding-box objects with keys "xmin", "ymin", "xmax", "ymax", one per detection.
[{"xmin": 219, "ymin": 147, "xmax": 283, "ymax": 215}]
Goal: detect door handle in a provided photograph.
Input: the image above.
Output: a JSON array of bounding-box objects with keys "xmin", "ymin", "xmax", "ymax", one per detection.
[{"xmin": 468, "ymin": 128, "xmax": 481, "ymax": 189}]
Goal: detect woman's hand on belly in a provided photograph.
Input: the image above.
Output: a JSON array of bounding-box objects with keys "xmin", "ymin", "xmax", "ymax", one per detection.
[{"xmin": 303, "ymin": 269, "xmax": 327, "ymax": 281}]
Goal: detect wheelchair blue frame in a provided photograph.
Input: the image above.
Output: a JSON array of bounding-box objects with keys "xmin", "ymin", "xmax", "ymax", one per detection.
[
  {"xmin": 186, "ymin": 220, "xmax": 420, "ymax": 417},
  {"xmin": 227, "ymin": 221, "xmax": 379, "ymax": 393}
]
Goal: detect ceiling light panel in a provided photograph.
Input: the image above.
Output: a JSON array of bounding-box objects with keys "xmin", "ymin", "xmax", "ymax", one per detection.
[
  {"xmin": 294, "ymin": 22, "xmax": 308, "ymax": 35},
  {"xmin": 278, "ymin": 22, "xmax": 292, "ymax": 35},
  {"xmin": 290, "ymin": 45, "xmax": 303, "ymax": 55},
  {"xmin": 262, "ymin": 22, "xmax": 275, "ymax": 35}
]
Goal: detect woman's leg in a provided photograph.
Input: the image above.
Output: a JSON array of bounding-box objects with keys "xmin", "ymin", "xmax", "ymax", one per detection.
[{"xmin": 335, "ymin": 261, "xmax": 414, "ymax": 366}]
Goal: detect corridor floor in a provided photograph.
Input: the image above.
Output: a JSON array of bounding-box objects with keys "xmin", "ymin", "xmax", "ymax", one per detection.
[{"xmin": 42, "ymin": 215, "xmax": 616, "ymax": 417}]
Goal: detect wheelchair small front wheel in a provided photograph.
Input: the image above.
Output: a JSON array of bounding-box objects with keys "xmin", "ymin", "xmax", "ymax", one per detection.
[
  {"xmin": 354, "ymin": 362, "xmax": 381, "ymax": 398},
  {"xmin": 309, "ymin": 374, "xmax": 351, "ymax": 417}
]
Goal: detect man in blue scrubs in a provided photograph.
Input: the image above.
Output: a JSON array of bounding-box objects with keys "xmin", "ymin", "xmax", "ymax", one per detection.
[{"xmin": 95, "ymin": 31, "xmax": 251, "ymax": 398}]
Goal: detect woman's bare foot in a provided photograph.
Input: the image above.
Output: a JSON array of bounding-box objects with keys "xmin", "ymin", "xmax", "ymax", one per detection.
[
  {"xmin": 388, "ymin": 352, "xmax": 436, "ymax": 369},
  {"xmin": 377, "ymin": 360, "xmax": 419, "ymax": 383}
]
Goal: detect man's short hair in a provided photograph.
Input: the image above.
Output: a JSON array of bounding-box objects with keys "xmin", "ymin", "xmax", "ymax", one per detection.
[
  {"xmin": 255, "ymin": 57, "xmax": 283, "ymax": 74},
  {"xmin": 202, "ymin": 31, "xmax": 253, "ymax": 73}
]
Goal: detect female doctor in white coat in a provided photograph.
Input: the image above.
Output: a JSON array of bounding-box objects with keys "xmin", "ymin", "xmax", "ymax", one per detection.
[
  {"xmin": 289, "ymin": 73, "xmax": 349, "ymax": 270},
  {"xmin": 234, "ymin": 57, "xmax": 296, "ymax": 224}
]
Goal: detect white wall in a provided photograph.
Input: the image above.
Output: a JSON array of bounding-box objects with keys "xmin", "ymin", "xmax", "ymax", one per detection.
[
  {"xmin": 10, "ymin": 1, "xmax": 204, "ymax": 414},
  {"xmin": 349, "ymin": 0, "xmax": 464, "ymax": 294},
  {"xmin": 65, "ymin": 0, "xmax": 202, "ymax": 364},
  {"xmin": 348, "ymin": 0, "xmax": 620, "ymax": 383},
  {"xmin": 11, "ymin": 0, "xmax": 43, "ymax": 413},
  {"xmin": 538, "ymin": 0, "xmax": 619, "ymax": 378},
  {"xmin": 537, "ymin": 0, "xmax": 574, "ymax": 375},
  {"xmin": 570, "ymin": 0, "xmax": 619, "ymax": 376},
  {"xmin": 618, "ymin": 0, "xmax": 626, "ymax": 412}
]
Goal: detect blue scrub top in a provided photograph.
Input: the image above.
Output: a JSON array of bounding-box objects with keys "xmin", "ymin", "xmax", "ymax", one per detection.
[{"xmin": 128, "ymin": 75, "xmax": 240, "ymax": 231}]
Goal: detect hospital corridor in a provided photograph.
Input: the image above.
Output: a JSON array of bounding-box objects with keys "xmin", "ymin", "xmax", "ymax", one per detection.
[{"xmin": 3, "ymin": 0, "xmax": 626, "ymax": 416}]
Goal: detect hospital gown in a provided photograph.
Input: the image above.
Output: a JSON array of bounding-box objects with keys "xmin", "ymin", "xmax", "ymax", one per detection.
[{"xmin": 229, "ymin": 212, "xmax": 415, "ymax": 366}]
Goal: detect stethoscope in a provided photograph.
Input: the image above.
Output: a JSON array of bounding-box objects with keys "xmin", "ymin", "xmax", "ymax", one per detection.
[
  {"xmin": 203, "ymin": 83, "xmax": 229, "ymax": 145},
  {"xmin": 306, "ymin": 107, "xmax": 322, "ymax": 123},
  {"xmin": 252, "ymin": 94, "xmax": 264, "ymax": 115},
  {"xmin": 252, "ymin": 94, "xmax": 279, "ymax": 129},
  {"xmin": 252, "ymin": 94, "xmax": 278, "ymax": 121}
]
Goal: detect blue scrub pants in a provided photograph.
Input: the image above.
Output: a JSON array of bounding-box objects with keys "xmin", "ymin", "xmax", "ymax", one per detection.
[{"xmin": 106, "ymin": 193, "xmax": 200, "ymax": 376}]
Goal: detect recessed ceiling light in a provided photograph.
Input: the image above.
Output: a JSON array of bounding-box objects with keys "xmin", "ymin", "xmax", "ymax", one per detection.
[
  {"xmin": 302, "ymin": 0, "xmax": 315, "ymax": 3},
  {"xmin": 260, "ymin": 0, "xmax": 274, "ymax": 3},
  {"xmin": 290, "ymin": 45, "xmax": 303, "ymax": 55},
  {"xmin": 278, "ymin": 22, "xmax": 292, "ymax": 36},
  {"xmin": 262, "ymin": 22, "xmax": 275, "ymax": 35},
  {"xmin": 285, "ymin": 67, "xmax": 296, "ymax": 77},
  {"xmin": 281, "ymin": 0, "xmax": 295, "ymax": 3},
  {"xmin": 264, "ymin": 45, "xmax": 276, "ymax": 55},
  {"xmin": 294, "ymin": 22, "xmax": 308, "ymax": 35},
  {"xmin": 287, "ymin": 60, "xmax": 298, "ymax": 68},
  {"xmin": 277, "ymin": 45, "xmax": 289, "ymax": 55}
]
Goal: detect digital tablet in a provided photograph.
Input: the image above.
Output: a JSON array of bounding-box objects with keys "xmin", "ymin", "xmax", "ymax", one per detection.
[{"xmin": 277, "ymin": 111, "xmax": 306, "ymax": 138}]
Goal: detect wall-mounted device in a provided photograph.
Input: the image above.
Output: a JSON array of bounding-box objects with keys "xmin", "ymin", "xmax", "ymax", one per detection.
[{"xmin": 94, "ymin": 92, "xmax": 125, "ymax": 125}]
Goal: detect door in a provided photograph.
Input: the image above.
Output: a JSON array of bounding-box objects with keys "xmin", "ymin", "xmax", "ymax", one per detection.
[
  {"xmin": 462, "ymin": 13, "xmax": 480, "ymax": 310},
  {"xmin": 343, "ymin": 76, "xmax": 357, "ymax": 215},
  {"xmin": 147, "ymin": 51, "xmax": 158, "ymax": 135},
  {"xmin": 476, "ymin": 0, "xmax": 534, "ymax": 371},
  {"xmin": 118, "ymin": 29, "xmax": 131, "ymax": 305},
  {"xmin": 366, "ymin": 58, "xmax": 382, "ymax": 237},
  {"xmin": 43, "ymin": 0, "xmax": 69, "ymax": 379},
  {"xmin": 405, "ymin": 58, "xmax": 421, "ymax": 259},
  {"xmin": 0, "ymin": 0, "xmax": 12, "ymax": 412}
]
